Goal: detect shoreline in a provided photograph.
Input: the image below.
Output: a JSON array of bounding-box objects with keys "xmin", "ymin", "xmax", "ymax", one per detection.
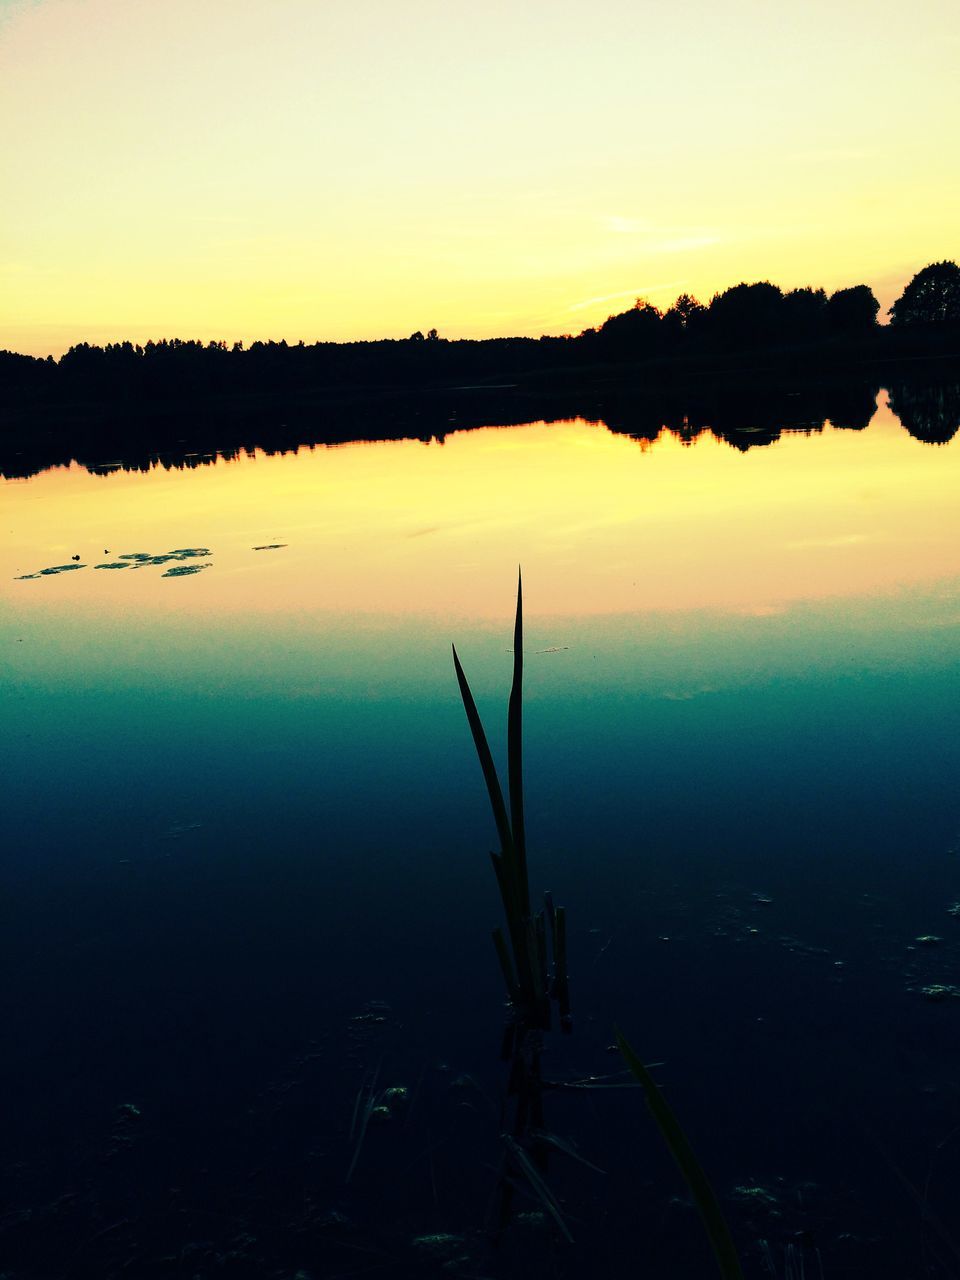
[{"xmin": 2, "ymin": 347, "xmax": 959, "ymax": 481}]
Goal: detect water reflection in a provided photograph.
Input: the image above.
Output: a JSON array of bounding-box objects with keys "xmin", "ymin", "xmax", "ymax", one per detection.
[
  {"xmin": 1, "ymin": 374, "xmax": 958, "ymax": 482},
  {"xmin": 4, "ymin": 390, "xmax": 960, "ymax": 620},
  {"xmin": 4, "ymin": 383, "xmax": 960, "ymax": 1278},
  {"xmin": 887, "ymin": 379, "xmax": 960, "ymax": 445}
]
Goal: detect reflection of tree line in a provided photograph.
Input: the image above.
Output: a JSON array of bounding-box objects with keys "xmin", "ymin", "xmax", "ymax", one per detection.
[
  {"xmin": 2, "ymin": 376, "xmax": 958, "ymax": 481},
  {"xmin": 886, "ymin": 381, "xmax": 960, "ymax": 446}
]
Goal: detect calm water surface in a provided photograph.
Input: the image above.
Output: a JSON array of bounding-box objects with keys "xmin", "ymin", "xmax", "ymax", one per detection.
[{"xmin": 3, "ymin": 399, "xmax": 960, "ymax": 1278}]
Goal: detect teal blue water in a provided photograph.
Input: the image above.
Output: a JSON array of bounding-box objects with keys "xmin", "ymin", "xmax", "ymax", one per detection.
[{"xmin": 3, "ymin": 412, "xmax": 960, "ymax": 1277}]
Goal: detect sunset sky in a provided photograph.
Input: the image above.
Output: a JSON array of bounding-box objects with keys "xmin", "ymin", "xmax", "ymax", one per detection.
[{"xmin": 2, "ymin": 0, "xmax": 957, "ymax": 356}]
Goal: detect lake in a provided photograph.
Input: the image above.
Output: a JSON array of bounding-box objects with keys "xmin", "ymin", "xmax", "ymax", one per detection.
[{"xmin": 3, "ymin": 390, "xmax": 960, "ymax": 1278}]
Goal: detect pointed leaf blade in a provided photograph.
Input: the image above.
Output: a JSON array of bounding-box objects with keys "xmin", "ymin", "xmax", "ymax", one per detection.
[
  {"xmin": 453, "ymin": 643, "xmax": 513, "ymax": 857},
  {"xmin": 507, "ymin": 569, "xmax": 528, "ymax": 913},
  {"xmin": 616, "ymin": 1029, "xmax": 744, "ymax": 1280}
]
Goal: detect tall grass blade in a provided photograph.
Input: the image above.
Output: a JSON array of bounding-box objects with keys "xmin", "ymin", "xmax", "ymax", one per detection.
[
  {"xmin": 615, "ymin": 1028, "xmax": 744, "ymax": 1280},
  {"xmin": 452, "ymin": 643, "xmax": 513, "ymax": 858},
  {"xmin": 502, "ymin": 1134, "xmax": 574, "ymax": 1242},
  {"xmin": 490, "ymin": 850, "xmax": 522, "ymax": 935},
  {"xmin": 507, "ymin": 569, "xmax": 529, "ymax": 914},
  {"xmin": 492, "ymin": 927, "xmax": 520, "ymax": 1003},
  {"xmin": 531, "ymin": 1129, "xmax": 607, "ymax": 1174},
  {"xmin": 555, "ymin": 906, "xmax": 571, "ymax": 1031},
  {"xmin": 535, "ymin": 910, "xmax": 548, "ymax": 994},
  {"xmin": 346, "ymin": 1064, "xmax": 381, "ymax": 1184}
]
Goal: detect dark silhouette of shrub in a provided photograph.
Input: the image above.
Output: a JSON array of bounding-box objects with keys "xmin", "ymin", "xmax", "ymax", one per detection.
[{"xmin": 825, "ymin": 284, "xmax": 880, "ymax": 332}]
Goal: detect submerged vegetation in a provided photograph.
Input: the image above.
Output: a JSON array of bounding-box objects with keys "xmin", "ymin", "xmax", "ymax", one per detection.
[{"xmin": 453, "ymin": 573, "xmax": 744, "ymax": 1275}]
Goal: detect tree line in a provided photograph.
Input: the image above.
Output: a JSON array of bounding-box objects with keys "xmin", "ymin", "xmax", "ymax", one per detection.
[{"xmin": 1, "ymin": 261, "xmax": 958, "ymax": 406}]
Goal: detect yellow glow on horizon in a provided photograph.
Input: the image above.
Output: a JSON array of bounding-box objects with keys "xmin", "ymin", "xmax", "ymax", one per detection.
[
  {"xmin": 4, "ymin": 397, "xmax": 960, "ymax": 621},
  {"xmin": 1, "ymin": 0, "xmax": 958, "ymax": 354}
]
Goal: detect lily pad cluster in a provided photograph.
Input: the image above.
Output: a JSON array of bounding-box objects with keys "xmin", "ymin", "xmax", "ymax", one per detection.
[{"xmin": 17, "ymin": 548, "xmax": 212, "ymax": 580}]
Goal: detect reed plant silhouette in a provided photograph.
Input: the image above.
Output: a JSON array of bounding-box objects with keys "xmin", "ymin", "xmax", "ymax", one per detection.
[
  {"xmin": 452, "ymin": 570, "xmax": 570, "ymax": 1231},
  {"xmin": 453, "ymin": 572, "xmax": 744, "ymax": 1276},
  {"xmin": 452, "ymin": 571, "xmax": 570, "ymax": 1043}
]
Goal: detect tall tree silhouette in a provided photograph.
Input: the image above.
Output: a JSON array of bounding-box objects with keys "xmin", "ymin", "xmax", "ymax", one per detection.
[{"xmin": 890, "ymin": 261, "xmax": 960, "ymax": 326}]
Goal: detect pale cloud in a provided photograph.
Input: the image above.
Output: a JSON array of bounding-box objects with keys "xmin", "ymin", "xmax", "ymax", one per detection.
[
  {"xmin": 783, "ymin": 533, "xmax": 870, "ymax": 551},
  {"xmin": 648, "ymin": 234, "xmax": 721, "ymax": 253},
  {"xmin": 566, "ymin": 282, "xmax": 686, "ymax": 312},
  {"xmin": 792, "ymin": 146, "xmax": 879, "ymax": 163},
  {"xmin": 601, "ymin": 216, "xmax": 721, "ymax": 253},
  {"xmin": 604, "ymin": 216, "xmax": 653, "ymax": 234}
]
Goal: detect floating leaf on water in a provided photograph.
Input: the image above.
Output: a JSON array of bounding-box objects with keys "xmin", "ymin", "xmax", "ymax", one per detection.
[
  {"xmin": 411, "ymin": 1233, "xmax": 466, "ymax": 1256},
  {"xmin": 252, "ymin": 543, "xmax": 288, "ymax": 550},
  {"xmin": 94, "ymin": 562, "xmax": 130, "ymax": 570},
  {"xmin": 119, "ymin": 548, "xmax": 211, "ymax": 567},
  {"xmin": 921, "ymin": 984, "xmax": 958, "ymax": 1002},
  {"xmin": 162, "ymin": 563, "xmax": 211, "ymax": 578},
  {"xmin": 731, "ymin": 1183, "xmax": 779, "ymax": 1206},
  {"xmin": 17, "ymin": 563, "xmax": 86, "ymax": 578}
]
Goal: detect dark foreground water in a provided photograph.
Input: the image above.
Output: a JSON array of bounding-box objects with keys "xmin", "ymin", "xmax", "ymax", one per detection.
[{"xmin": 3, "ymin": 399, "xmax": 960, "ymax": 1279}]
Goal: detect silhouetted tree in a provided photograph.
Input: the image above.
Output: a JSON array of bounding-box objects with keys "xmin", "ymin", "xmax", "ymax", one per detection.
[
  {"xmin": 597, "ymin": 299, "xmax": 663, "ymax": 359},
  {"xmin": 670, "ymin": 293, "xmax": 706, "ymax": 329},
  {"xmin": 661, "ymin": 293, "xmax": 706, "ymax": 344},
  {"xmin": 708, "ymin": 281, "xmax": 784, "ymax": 345},
  {"xmin": 825, "ymin": 285, "xmax": 880, "ymax": 332},
  {"xmin": 782, "ymin": 286, "xmax": 827, "ymax": 339},
  {"xmin": 890, "ymin": 261, "xmax": 960, "ymax": 326}
]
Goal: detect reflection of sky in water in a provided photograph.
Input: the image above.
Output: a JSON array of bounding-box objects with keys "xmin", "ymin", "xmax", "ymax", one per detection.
[
  {"xmin": 3, "ymin": 394, "xmax": 960, "ymax": 621},
  {"xmin": 3, "ymin": 395, "xmax": 960, "ymax": 888},
  {"xmin": 3, "ymin": 399, "xmax": 960, "ymax": 1276},
  {"xmin": 4, "ymin": 394, "xmax": 959, "ymax": 875}
]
